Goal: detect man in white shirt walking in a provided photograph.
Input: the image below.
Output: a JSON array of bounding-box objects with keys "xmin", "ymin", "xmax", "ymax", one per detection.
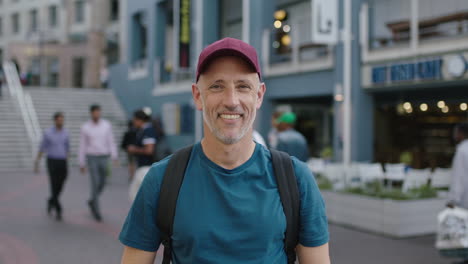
[
  {"xmin": 448, "ymin": 123, "xmax": 468, "ymax": 209},
  {"xmin": 79, "ymin": 104, "xmax": 118, "ymax": 221}
]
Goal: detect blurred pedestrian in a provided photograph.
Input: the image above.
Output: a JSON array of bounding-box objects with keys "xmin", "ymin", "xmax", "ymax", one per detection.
[
  {"xmin": 276, "ymin": 112, "xmax": 310, "ymax": 162},
  {"xmin": 268, "ymin": 111, "xmax": 283, "ymax": 148},
  {"xmin": 78, "ymin": 104, "xmax": 118, "ymax": 221},
  {"xmin": 448, "ymin": 123, "xmax": 468, "ymax": 209},
  {"xmin": 121, "ymin": 120, "xmax": 137, "ymax": 181},
  {"xmin": 34, "ymin": 112, "xmax": 69, "ymax": 221},
  {"xmin": 127, "ymin": 109, "xmax": 157, "ymax": 168},
  {"xmin": 152, "ymin": 116, "xmax": 172, "ymax": 162}
]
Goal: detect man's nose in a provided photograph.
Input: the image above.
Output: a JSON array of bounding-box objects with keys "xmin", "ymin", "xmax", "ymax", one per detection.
[{"xmin": 223, "ymin": 87, "xmax": 240, "ymax": 107}]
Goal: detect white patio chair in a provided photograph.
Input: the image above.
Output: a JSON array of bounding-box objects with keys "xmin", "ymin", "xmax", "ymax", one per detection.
[
  {"xmin": 357, "ymin": 163, "xmax": 385, "ymax": 184},
  {"xmin": 402, "ymin": 168, "xmax": 431, "ymax": 192},
  {"xmin": 431, "ymin": 168, "xmax": 451, "ymax": 188},
  {"xmin": 322, "ymin": 163, "xmax": 346, "ymax": 190},
  {"xmin": 384, "ymin": 163, "xmax": 407, "ymax": 181},
  {"xmin": 307, "ymin": 158, "xmax": 326, "ymax": 175}
]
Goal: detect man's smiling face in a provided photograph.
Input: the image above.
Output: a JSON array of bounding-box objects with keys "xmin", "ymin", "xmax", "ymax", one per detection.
[{"xmin": 193, "ymin": 56, "xmax": 265, "ymax": 145}]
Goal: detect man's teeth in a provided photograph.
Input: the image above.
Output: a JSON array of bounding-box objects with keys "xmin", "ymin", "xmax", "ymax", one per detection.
[{"xmin": 220, "ymin": 114, "xmax": 241, "ymax": 119}]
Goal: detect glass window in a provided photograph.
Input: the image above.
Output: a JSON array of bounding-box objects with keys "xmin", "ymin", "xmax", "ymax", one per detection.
[
  {"xmin": 30, "ymin": 9, "xmax": 38, "ymax": 33},
  {"xmin": 132, "ymin": 12, "xmax": 147, "ymax": 62},
  {"xmin": 49, "ymin": 5, "xmax": 58, "ymax": 27},
  {"xmin": 418, "ymin": 0, "xmax": 468, "ymax": 41},
  {"xmin": 11, "ymin": 13, "xmax": 20, "ymax": 34},
  {"xmin": 48, "ymin": 57, "xmax": 59, "ymax": 87},
  {"xmin": 72, "ymin": 57, "xmax": 85, "ymax": 87},
  {"xmin": 110, "ymin": 0, "xmax": 119, "ymax": 21},
  {"xmin": 0, "ymin": 17, "xmax": 3, "ymax": 37},
  {"xmin": 75, "ymin": 0, "xmax": 85, "ymax": 23},
  {"xmin": 368, "ymin": 0, "xmax": 411, "ymax": 49},
  {"xmin": 220, "ymin": 0, "xmax": 242, "ymax": 39}
]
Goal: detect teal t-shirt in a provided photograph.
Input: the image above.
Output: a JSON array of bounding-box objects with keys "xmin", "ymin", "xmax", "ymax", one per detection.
[{"xmin": 119, "ymin": 142, "xmax": 329, "ymax": 263}]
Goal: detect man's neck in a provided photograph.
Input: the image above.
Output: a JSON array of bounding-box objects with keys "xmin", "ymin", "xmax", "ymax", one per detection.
[
  {"xmin": 201, "ymin": 132, "xmax": 256, "ymax": 170},
  {"xmin": 55, "ymin": 125, "xmax": 63, "ymax": 131}
]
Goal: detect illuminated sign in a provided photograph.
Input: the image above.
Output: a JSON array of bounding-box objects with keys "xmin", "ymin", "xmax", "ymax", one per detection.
[{"xmin": 179, "ymin": 0, "xmax": 190, "ymax": 68}]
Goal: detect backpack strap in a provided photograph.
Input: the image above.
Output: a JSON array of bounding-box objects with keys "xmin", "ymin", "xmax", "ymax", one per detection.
[
  {"xmin": 157, "ymin": 145, "xmax": 193, "ymax": 264},
  {"xmin": 270, "ymin": 149, "xmax": 300, "ymax": 264}
]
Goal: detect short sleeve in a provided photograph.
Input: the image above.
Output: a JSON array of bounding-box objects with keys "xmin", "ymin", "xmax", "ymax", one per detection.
[
  {"xmin": 293, "ymin": 158, "xmax": 329, "ymax": 247},
  {"xmin": 142, "ymin": 128, "xmax": 157, "ymax": 145},
  {"xmin": 119, "ymin": 164, "xmax": 166, "ymax": 251}
]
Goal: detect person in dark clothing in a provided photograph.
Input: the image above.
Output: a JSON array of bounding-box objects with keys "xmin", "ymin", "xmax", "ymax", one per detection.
[
  {"xmin": 151, "ymin": 116, "xmax": 172, "ymax": 162},
  {"xmin": 127, "ymin": 109, "xmax": 157, "ymax": 168},
  {"xmin": 34, "ymin": 112, "xmax": 70, "ymax": 221},
  {"xmin": 121, "ymin": 120, "xmax": 137, "ymax": 181}
]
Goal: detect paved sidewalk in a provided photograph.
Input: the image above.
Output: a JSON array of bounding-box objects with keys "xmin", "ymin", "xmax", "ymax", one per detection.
[{"xmin": 0, "ymin": 167, "xmax": 454, "ymax": 264}]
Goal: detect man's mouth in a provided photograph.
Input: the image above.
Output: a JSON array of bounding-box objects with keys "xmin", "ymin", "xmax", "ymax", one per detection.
[{"xmin": 219, "ymin": 114, "xmax": 242, "ymax": 120}]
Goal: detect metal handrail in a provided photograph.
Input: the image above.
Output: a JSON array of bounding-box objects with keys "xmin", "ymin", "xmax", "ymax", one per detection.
[{"xmin": 2, "ymin": 61, "xmax": 42, "ymax": 159}]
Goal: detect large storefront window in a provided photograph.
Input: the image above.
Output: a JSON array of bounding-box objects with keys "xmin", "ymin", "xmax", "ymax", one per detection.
[
  {"xmin": 268, "ymin": 0, "xmax": 328, "ymax": 64},
  {"xmin": 275, "ymin": 97, "xmax": 334, "ymax": 158},
  {"xmin": 155, "ymin": 0, "xmax": 192, "ymax": 85},
  {"xmin": 374, "ymin": 92, "xmax": 468, "ymax": 169}
]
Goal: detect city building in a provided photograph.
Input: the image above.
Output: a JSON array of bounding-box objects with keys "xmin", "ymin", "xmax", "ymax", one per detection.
[
  {"xmin": 0, "ymin": 0, "xmax": 125, "ymax": 88},
  {"xmin": 109, "ymin": 0, "xmax": 468, "ymax": 167}
]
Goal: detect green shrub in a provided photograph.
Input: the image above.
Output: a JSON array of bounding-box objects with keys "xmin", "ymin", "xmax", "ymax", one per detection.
[{"xmin": 343, "ymin": 181, "xmax": 438, "ymax": 200}]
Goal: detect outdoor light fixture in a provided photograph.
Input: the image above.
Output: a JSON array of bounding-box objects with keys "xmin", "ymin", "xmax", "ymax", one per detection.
[
  {"xmin": 334, "ymin": 94, "xmax": 344, "ymax": 102},
  {"xmin": 406, "ymin": 108, "xmax": 413, "ymax": 114},
  {"xmin": 274, "ymin": 20, "xmax": 282, "ymax": 29},
  {"xmin": 274, "ymin": 10, "xmax": 287, "ymax": 21},
  {"xmin": 442, "ymin": 106, "xmax": 449, "ymax": 113},
  {"xmin": 420, "ymin": 103, "xmax": 428, "ymax": 112},
  {"xmin": 460, "ymin": 103, "xmax": 467, "ymax": 111},
  {"xmin": 403, "ymin": 102, "xmax": 411, "ymax": 110},
  {"xmin": 283, "ymin": 25, "xmax": 291, "ymax": 33},
  {"xmin": 437, "ymin": 100, "xmax": 446, "ymax": 108},
  {"xmin": 272, "ymin": 41, "xmax": 280, "ymax": 48},
  {"xmin": 281, "ymin": 35, "xmax": 291, "ymax": 46}
]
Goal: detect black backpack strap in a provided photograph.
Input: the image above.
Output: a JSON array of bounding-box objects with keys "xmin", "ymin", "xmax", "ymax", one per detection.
[
  {"xmin": 270, "ymin": 149, "xmax": 300, "ymax": 264},
  {"xmin": 157, "ymin": 145, "xmax": 193, "ymax": 264}
]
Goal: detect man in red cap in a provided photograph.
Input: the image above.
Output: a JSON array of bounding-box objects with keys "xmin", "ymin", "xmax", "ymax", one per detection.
[{"xmin": 119, "ymin": 38, "xmax": 330, "ymax": 264}]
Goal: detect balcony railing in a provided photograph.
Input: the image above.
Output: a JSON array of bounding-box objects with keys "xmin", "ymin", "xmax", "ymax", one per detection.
[
  {"xmin": 370, "ymin": 11, "xmax": 468, "ymax": 49},
  {"xmin": 154, "ymin": 56, "xmax": 193, "ymax": 85}
]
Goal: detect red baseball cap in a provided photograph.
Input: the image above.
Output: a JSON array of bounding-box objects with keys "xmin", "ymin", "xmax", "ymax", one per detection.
[{"xmin": 196, "ymin": 37, "xmax": 262, "ymax": 82}]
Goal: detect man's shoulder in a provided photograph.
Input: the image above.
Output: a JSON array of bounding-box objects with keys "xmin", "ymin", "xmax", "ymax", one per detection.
[{"xmin": 143, "ymin": 156, "xmax": 173, "ymax": 186}]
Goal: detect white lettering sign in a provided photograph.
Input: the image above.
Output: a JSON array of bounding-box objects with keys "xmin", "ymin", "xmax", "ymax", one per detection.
[{"xmin": 311, "ymin": 0, "xmax": 338, "ymax": 44}]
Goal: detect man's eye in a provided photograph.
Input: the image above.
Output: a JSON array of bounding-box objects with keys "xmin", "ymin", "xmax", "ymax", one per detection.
[
  {"xmin": 209, "ymin": 85, "xmax": 222, "ymax": 90},
  {"xmin": 238, "ymin": 85, "xmax": 251, "ymax": 90}
]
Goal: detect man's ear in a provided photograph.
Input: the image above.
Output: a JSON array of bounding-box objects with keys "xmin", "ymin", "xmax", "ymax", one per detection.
[
  {"xmin": 192, "ymin": 83, "xmax": 203, "ymax": 111},
  {"xmin": 256, "ymin": 82, "xmax": 266, "ymax": 109}
]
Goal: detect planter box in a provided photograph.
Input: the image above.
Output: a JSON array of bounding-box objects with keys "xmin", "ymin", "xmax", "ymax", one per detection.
[{"xmin": 321, "ymin": 191, "xmax": 446, "ymax": 237}]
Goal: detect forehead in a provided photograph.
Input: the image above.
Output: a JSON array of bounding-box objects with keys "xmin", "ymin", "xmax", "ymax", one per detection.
[{"xmin": 200, "ymin": 56, "xmax": 258, "ymax": 81}]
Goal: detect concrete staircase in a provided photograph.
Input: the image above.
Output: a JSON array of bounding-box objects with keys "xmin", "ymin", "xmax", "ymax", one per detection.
[
  {"xmin": 26, "ymin": 87, "xmax": 128, "ymax": 167},
  {"xmin": 0, "ymin": 92, "xmax": 34, "ymax": 170}
]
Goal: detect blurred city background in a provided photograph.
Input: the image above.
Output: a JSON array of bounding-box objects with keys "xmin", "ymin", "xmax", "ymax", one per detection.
[{"xmin": 1, "ymin": 0, "xmax": 468, "ymax": 263}]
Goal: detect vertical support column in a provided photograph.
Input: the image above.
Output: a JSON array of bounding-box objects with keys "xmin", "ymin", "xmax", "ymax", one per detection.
[
  {"xmin": 172, "ymin": 0, "xmax": 180, "ymax": 81},
  {"xmin": 242, "ymin": 0, "xmax": 250, "ymax": 43},
  {"xmin": 194, "ymin": 0, "xmax": 203, "ymax": 142},
  {"xmin": 410, "ymin": 0, "xmax": 418, "ymax": 51},
  {"xmin": 343, "ymin": 0, "xmax": 352, "ymax": 166}
]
